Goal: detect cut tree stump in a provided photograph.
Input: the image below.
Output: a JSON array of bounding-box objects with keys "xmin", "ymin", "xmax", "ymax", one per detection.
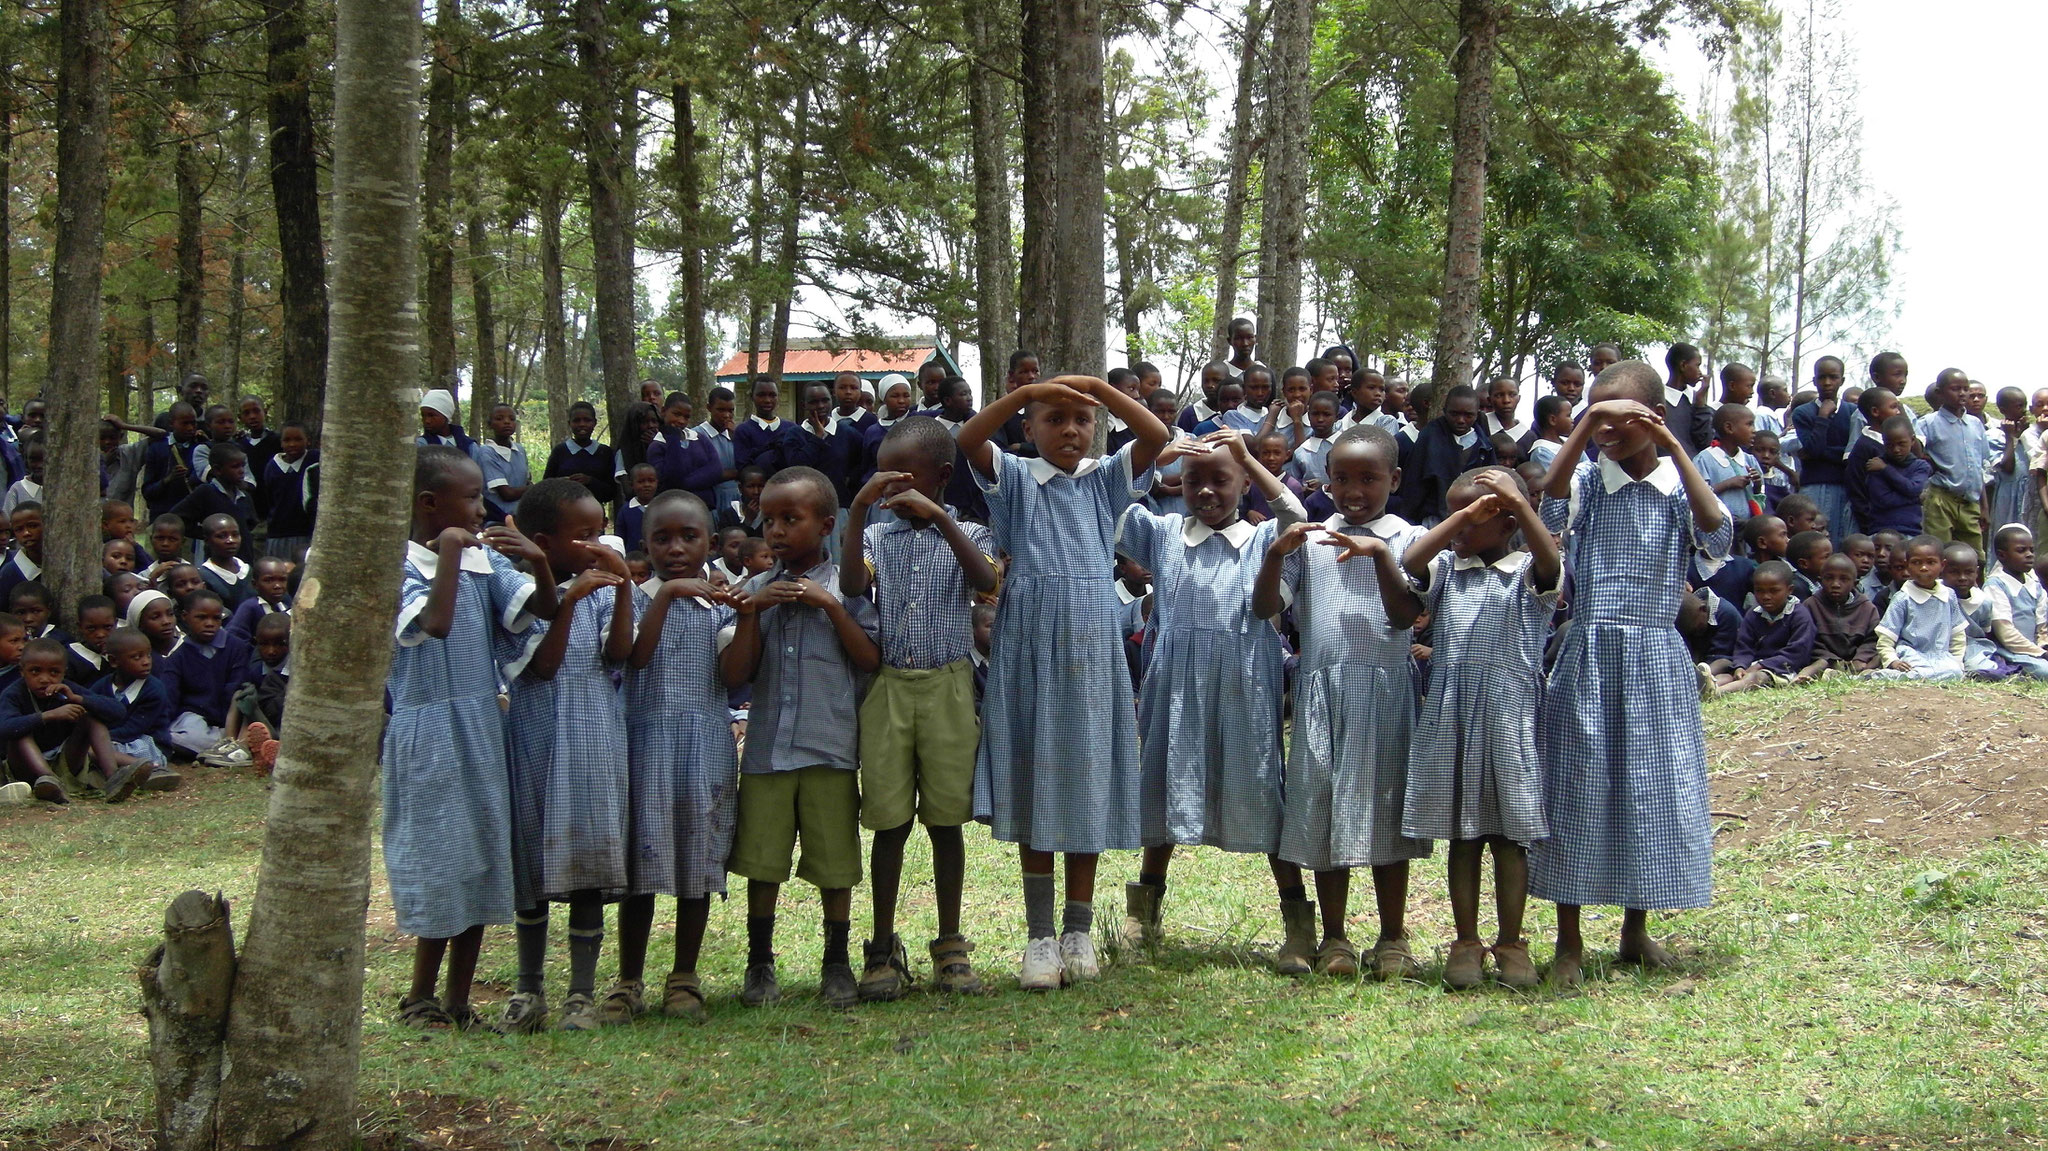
[{"xmin": 140, "ymin": 890, "xmax": 236, "ymax": 1151}]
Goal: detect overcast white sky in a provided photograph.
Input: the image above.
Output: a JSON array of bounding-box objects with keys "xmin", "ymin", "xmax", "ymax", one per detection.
[{"xmin": 671, "ymin": 0, "xmax": 2046, "ymax": 399}]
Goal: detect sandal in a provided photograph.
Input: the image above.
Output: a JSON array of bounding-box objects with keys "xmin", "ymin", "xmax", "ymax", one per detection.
[
  {"xmin": 661, "ymin": 970, "xmax": 707, "ymax": 1023},
  {"xmin": 395, "ymin": 995, "xmax": 455, "ymax": 1030},
  {"xmin": 1312, "ymin": 937, "xmax": 1359, "ymax": 978}
]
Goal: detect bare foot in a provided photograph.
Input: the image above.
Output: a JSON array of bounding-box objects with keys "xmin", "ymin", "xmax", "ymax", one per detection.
[
  {"xmin": 1617, "ymin": 934, "xmax": 1676, "ymax": 968},
  {"xmin": 1548, "ymin": 945, "xmax": 1583, "ymax": 989}
]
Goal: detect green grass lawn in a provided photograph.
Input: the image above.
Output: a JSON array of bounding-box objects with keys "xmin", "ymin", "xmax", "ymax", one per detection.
[{"xmin": 4, "ymin": 682, "xmax": 2046, "ymax": 1150}]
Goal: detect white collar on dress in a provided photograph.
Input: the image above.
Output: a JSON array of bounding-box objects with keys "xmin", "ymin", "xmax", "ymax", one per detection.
[
  {"xmin": 201, "ymin": 558, "xmax": 247, "ymax": 585},
  {"xmin": 1453, "ymin": 550, "xmax": 1524, "ymax": 572},
  {"xmin": 1022, "ymin": 453, "xmax": 1102, "ymax": 484},
  {"xmin": 1664, "ymin": 385, "xmax": 1689, "ymax": 408},
  {"xmin": 275, "ymin": 455, "xmax": 306, "ymax": 473},
  {"xmin": 1898, "ymin": 580, "xmax": 1951, "ymax": 605},
  {"xmin": 483, "ymin": 440, "xmax": 517, "ymax": 461},
  {"xmin": 1599, "ymin": 455, "xmax": 1680, "ymax": 495},
  {"xmin": 1115, "ymin": 580, "xmax": 1150, "ymax": 605},
  {"xmin": 1323, "ymin": 511, "xmax": 1409, "ymax": 536},
  {"xmin": 749, "ymin": 414, "xmax": 783, "ymax": 431},
  {"xmin": 1757, "ymin": 596, "xmax": 1800, "ymax": 622},
  {"xmin": 1182, "ymin": 517, "xmax": 1256, "ymax": 550},
  {"xmin": 11, "ymin": 552, "xmax": 40, "ymax": 579},
  {"xmin": 405, "ymin": 538, "xmax": 495, "ymax": 577}
]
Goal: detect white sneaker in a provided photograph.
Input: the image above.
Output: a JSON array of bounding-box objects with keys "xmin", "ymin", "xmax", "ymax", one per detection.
[
  {"xmin": 1058, "ymin": 931, "xmax": 1100, "ymax": 983},
  {"xmin": 1018, "ymin": 936, "xmax": 1064, "ymax": 991},
  {"xmin": 0, "ymin": 780, "xmax": 32, "ymax": 806}
]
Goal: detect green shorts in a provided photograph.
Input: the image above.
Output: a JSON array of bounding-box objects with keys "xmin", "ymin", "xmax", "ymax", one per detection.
[
  {"xmin": 858, "ymin": 660, "xmax": 979, "ymax": 830},
  {"xmin": 728, "ymin": 765, "xmax": 862, "ymax": 889}
]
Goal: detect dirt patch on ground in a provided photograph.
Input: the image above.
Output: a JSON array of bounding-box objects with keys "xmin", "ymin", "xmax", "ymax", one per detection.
[{"xmin": 1709, "ymin": 685, "xmax": 2048, "ymax": 854}]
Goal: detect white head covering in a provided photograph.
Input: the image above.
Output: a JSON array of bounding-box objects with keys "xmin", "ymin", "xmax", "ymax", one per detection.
[
  {"xmin": 125, "ymin": 588, "xmax": 173, "ymax": 628},
  {"xmin": 420, "ymin": 389, "xmax": 458, "ymax": 419},
  {"xmin": 877, "ymin": 372, "xmax": 909, "ymax": 392}
]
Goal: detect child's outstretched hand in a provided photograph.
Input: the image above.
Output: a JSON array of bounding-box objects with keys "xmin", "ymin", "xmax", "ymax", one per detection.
[
  {"xmin": 579, "ymin": 539, "xmax": 632, "ymax": 579},
  {"xmin": 662, "ymin": 577, "xmax": 729, "ymax": 604},
  {"xmin": 1468, "ymin": 469, "xmax": 1528, "ymax": 516},
  {"xmin": 433, "ymin": 526, "xmax": 481, "ymax": 552},
  {"xmin": 480, "ymin": 519, "xmax": 545, "ymax": 566},
  {"xmin": 1025, "ymin": 379, "xmax": 1100, "ymax": 409},
  {"xmin": 1321, "ymin": 532, "xmax": 1388, "ymax": 564},
  {"xmin": 1202, "ymin": 428, "xmax": 1252, "ymax": 466},
  {"xmin": 856, "ymin": 470, "xmax": 913, "ymax": 508},
  {"xmin": 1585, "ymin": 398, "xmax": 1662, "ymax": 436},
  {"xmin": 564, "ymin": 569, "xmax": 622, "ymax": 601},
  {"xmin": 882, "ymin": 487, "xmax": 945, "ymax": 521},
  {"xmin": 1152, "ymin": 436, "xmax": 1203, "ymax": 469},
  {"xmin": 790, "ymin": 577, "xmax": 841, "ymax": 609},
  {"xmin": 1268, "ymin": 521, "xmax": 1322, "ymax": 558}
]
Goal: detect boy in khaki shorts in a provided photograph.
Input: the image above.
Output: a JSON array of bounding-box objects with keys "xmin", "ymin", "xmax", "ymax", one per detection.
[
  {"xmin": 722, "ymin": 467, "xmax": 881, "ymax": 1009},
  {"xmin": 841, "ymin": 418, "xmax": 1000, "ymax": 1000}
]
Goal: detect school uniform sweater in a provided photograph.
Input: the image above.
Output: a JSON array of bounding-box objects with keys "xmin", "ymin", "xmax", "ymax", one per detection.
[
  {"xmin": 1847, "ymin": 434, "xmax": 1932, "ymax": 536},
  {"xmin": 1733, "ymin": 599, "xmax": 1816, "ymax": 675},
  {"xmin": 167, "ymin": 481, "xmax": 260, "ymax": 561},
  {"xmin": 159, "ymin": 634, "xmax": 254, "ymax": 726},
  {"xmin": 225, "ymin": 596, "xmax": 290, "ymax": 644},
  {"xmin": 0, "ymin": 550, "xmax": 41, "ymax": 604},
  {"xmin": 258, "ymin": 451, "xmax": 319, "ymax": 539},
  {"xmin": 646, "ymin": 427, "xmax": 724, "ymax": 506},
  {"xmin": 732, "ymin": 415, "xmax": 798, "ymax": 476},
  {"xmin": 542, "ymin": 439, "xmax": 620, "ymax": 509},
  {"xmin": 237, "ymin": 428, "xmax": 283, "ymax": 480},
  {"xmin": 0, "ymin": 677, "xmax": 125, "ymax": 748},
  {"xmin": 89, "ymin": 672, "xmax": 173, "ymax": 748},
  {"xmin": 1801, "ymin": 592, "xmax": 1880, "ymax": 669},
  {"xmin": 1394, "ymin": 417, "xmax": 1496, "ymax": 525},
  {"xmin": 140, "ymin": 436, "xmax": 205, "ymax": 511}
]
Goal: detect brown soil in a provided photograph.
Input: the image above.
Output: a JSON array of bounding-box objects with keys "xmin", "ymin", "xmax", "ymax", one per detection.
[{"xmin": 1708, "ymin": 684, "xmax": 2048, "ymax": 854}]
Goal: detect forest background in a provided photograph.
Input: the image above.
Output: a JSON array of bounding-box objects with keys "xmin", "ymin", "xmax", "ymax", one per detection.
[{"xmin": 0, "ymin": 0, "xmax": 1946, "ymax": 449}]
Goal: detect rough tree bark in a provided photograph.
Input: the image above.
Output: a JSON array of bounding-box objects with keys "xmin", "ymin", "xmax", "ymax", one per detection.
[
  {"xmin": 1017, "ymin": 0, "xmax": 1106, "ymax": 381},
  {"xmin": 765, "ymin": 84, "xmax": 808, "ymax": 386},
  {"xmin": 539, "ymin": 181, "xmax": 572, "ymax": 444},
  {"xmin": 1, "ymin": 56, "xmax": 12, "ymax": 409},
  {"xmin": 141, "ymin": 891, "xmax": 236, "ymax": 1151},
  {"xmin": 743, "ymin": 118, "xmax": 766, "ymax": 379},
  {"xmin": 45, "ymin": 0, "xmax": 109, "ymax": 631},
  {"xmin": 466, "ymin": 212, "xmax": 498, "ymax": 428},
  {"xmin": 422, "ymin": 0, "xmax": 457, "ymax": 393},
  {"xmin": 668, "ymin": 42, "xmax": 709, "ymax": 397},
  {"xmin": 225, "ymin": 111, "xmax": 254, "ymax": 391},
  {"xmin": 173, "ymin": 0, "xmax": 205, "ymax": 382},
  {"xmin": 1426, "ymin": 0, "xmax": 1501, "ymax": 414},
  {"xmin": 265, "ymin": 0, "xmax": 330, "ymax": 427},
  {"xmin": 965, "ymin": 0, "xmax": 1016, "ymax": 399},
  {"xmin": 576, "ymin": 0, "xmax": 637, "ymax": 424},
  {"xmin": 204, "ymin": 0, "xmax": 422, "ymax": 1142},
  {"xmin": 1255, "ymin": 0, "xmax": 1311, "ymax": 370},
  {"xmin": 1209, "ymin": 0, "xmax": 1263, "ymax": 361}
]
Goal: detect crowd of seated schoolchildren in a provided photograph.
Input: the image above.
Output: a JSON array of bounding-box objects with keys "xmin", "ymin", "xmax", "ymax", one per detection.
[
  {"xmin": 12, "ymin": 338, "xmax": 2039, "ymax": 1027},
  {"xmin": 0, "ymin": 372, "xmax": 303, "ymax": 806}
]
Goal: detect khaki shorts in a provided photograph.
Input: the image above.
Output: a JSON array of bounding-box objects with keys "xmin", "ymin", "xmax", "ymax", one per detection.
[
  {"xmin": 728, "ymin": 765, "xmax": 862, "ymax": 889},
  {"xmin": 858, "ymin": 660, "xmax": 979, "ymax": 830}
]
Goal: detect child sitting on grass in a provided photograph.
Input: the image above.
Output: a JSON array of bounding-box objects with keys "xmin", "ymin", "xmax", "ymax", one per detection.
[
  {"xmin": 1797, "ymin": 554, "xmax": 1880, "ymax": 680},
  {"xmin": 2, "ymin": 637, "xmax": 152, "ymax": 804},
  {"xmin": 226, "ymin": 556, "xmax": 292, "ymax": 644},
  {"xmin": 67, "ymin": 594, "xmax": 118, "ymax": 684},
  {"xmin": 1870, "ymin": 535, "xmax": 1967, "ymax": 682},
  {"xmin": 90, "ymin": 627, "xmax": 179, "ymax": 792},
  {"xmin": 1714, "ymin": 561, "xmax": 1815, "ymax": 695},
  {"xmin": 1786, "ymin": 530, "xmax": 1833, "ymax": 601},
  {"xmin": 0, "ymin": 502, "xmax": 44, "ymax": 603},
  {"xmin": 1942, "ymin": 543, "xmax": 2016, "ymax": 680},
  {"xmin": 193, "ymin": 514, "xmax": 254, "ymax": 610}
]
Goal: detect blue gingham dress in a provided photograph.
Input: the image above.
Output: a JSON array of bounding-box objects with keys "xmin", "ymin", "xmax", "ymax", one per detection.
[
  {"xmin": 1278, "ymin": 513, "xmax": 1432, "ymax": 871},
  {"xmin": 1403, "ymin": 550, "xmax": 1555, "ymax": 845},
  {"xmin": 973, "ymin": 444, "xmax": 1153, "ymax": 852},
  {"xmin": 505, "ymin": 584, "xmax": 630, "ymax": 906},
  {"xmin": 624, "ymin": 581, "xmax": 738, "ymax": 899},
  {"xmin": 1529, "ymin": 459, "xmax": 1733, "ymax": 910},
  {"xmin": 1119, "ymin": 507, "xmax": 1286, "ymax": 853},
  {"xmin": 383, "ymin": 545, "xmax": 534, "ymax": 938}
]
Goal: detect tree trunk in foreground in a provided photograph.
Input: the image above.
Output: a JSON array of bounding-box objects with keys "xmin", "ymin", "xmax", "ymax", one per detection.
[
  {"xmin": 1209, "ymin": 0, "xmax": 1264, "ymax": 362},
  {"xmin": 669, "ymin": 53, "xmax": 709, "ymax": 398},
  {"xmin": 467, "ymin": 212, "xmax": 498, "ymax": 428},
  {"xmin": 539, "ymin": 180, "xmax": 572, "ymax": 444},
  {"xmin": 141, "ymin": 891, "xmax": 236, "ymax": 1151},
  {"xmin": 45, "ymin": 0, "xmax": 110, "ymax": 632},
  {"xmin": 422, "ymin": 0, "xmax": 457, "ymax": 392},
  {"xmin": 577, "ymin": 0, "xmax": 637, "ymax": 425},
  {"xmin": 1427, "ymin": 0, "xmax": 1500, "ymax": 414},
  {"xmin": 205, "ymin": 0, "xmax": 422, "ymax": 1141},
  {"xmin": 173, "ymin": 0, "xmax": 205, "ymax": 382}
]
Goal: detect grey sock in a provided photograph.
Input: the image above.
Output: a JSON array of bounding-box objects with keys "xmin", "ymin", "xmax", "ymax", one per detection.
[
  {"xmin": 514, "ymin": 908, "xmax": 548, "ymax": 995},
  {"xmin": 567, "ymin": 898, "xmax": 604, "ymax": 997},
  {"xmin": 1063, "ymin": 899, "xmax": 1094, "ymax": 937},
  {"xmin": 1023, "ymin": 872, "xmax": 1056, "ymax": 939}
]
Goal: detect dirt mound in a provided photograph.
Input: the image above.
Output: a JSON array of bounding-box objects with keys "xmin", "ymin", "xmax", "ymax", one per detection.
[{"xmin": 1709, "ymin": 684, "xmax": 2048, "ymax": 854}]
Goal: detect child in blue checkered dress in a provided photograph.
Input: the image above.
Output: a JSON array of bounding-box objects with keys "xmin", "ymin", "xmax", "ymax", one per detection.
[
  {"xmin": 1253, "ymin": 424, "xmax": 1430, "ymax": 982},
  {"xmin": 385, "ymin": 447, "xmax": 559, "ymax": 1031},
  {"xmin": 1530, "ymin": 362, "xmax": 1732, "ymax": 988},
  {"xmin": 841, "ymin": 417, "xmax": 999, "ymax": 1000},
  {"xmin": 496, "ymin": 479, "xmax": 637, "ymax": 1034},
  {"xmin": 1386, "ymin": 466, "xmax": 1560, "ymax": 990},
  {"xmin": 1113, "ymin": 430, "xmax": 1307, "ymax": 969},
  {"xmin": 612, "ymin": 491, "xmax": 740, "ymax": 1023},
  {"xmin": 959, "ymin": 374, "xmax": 1170, "ymax": 991}
]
